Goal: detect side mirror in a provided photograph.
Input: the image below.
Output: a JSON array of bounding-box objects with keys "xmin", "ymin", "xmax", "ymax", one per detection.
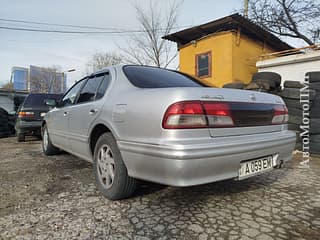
[{"xmin": 45, "ymin": 98, "xmax": 57, "ymax": 107}]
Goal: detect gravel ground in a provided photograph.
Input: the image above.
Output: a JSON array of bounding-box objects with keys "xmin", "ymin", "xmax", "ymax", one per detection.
[{"xmin": 0, "ymin": 137, "xmax": 319, "ymax": 240}]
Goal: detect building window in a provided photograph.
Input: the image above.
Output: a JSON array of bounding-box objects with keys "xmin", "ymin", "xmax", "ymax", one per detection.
[{"xmin": 196, "ymin": 51, "xmax": 211, "ymax": 78}]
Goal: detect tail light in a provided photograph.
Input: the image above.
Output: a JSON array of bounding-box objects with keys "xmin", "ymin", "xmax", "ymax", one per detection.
[
  {"xmin": 272, "ymin": 105, "xmax": 289, "ymax": 124},
  {"xmin": 18, "ymin": 111, "xmax": 35, "ymax": 119},
  {"xmin": 163, "ymin": 101, "xmax": 289, "ymax": 129},
  {"xmin": 162, "ymin": 101, "xmax": 234, "ymax": 129},
  {"xmin": 202, "ymin": 102, "xmax": 234, "ymax": 127},
  {"xmin": 162, "ymin": 101, "xmax": 207, "ymax": 129}
]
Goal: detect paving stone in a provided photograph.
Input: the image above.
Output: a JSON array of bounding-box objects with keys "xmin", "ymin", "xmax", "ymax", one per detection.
[
  {"xmin": 0, "ymin": 138, "xmax": 319, "ymax": 239},
  {"xmin": 188, "ymin": 224, "xmax": 204, "ymax": 233}
]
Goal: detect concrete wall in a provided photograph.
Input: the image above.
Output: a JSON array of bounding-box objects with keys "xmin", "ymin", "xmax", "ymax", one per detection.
[{"xmin": 256, "ymin": 51, "xmax": 320, "ymax": 83}]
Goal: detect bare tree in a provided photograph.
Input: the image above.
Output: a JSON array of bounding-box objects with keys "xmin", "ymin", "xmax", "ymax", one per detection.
[
  {"xmin": 248, "ymin": 0, "xmax": 320, "ymax": 45},
  {"xmin": 29, "ymin": 66, "xmax": 63, "ymax": 93},
  {"xmin": 0, "ymin": 82, "xmax": 13, "ymax": 91},
  {"xmin": 120, "ymin": 0, "xmax": 182, "ymax": 68},
  {"xmin": 86, "ymin": 52, "xmax": 123, "ymax": 74}
]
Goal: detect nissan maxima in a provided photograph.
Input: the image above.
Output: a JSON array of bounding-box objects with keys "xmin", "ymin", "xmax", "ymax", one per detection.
[{"xmin": 42, "ymin": 65, "xmax": 296, "ymax": 200}]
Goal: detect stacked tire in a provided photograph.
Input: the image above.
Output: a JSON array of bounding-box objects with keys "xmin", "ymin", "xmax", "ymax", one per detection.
[
  {"xmin": 221, "ymin": 71, "xmax": 319, "ymax": 154},
  {"xmin": 307, "ymin": 72, "xmax": 320, "ymax": 154},
  {"xmin": 278, "ymin": 81, "xmax": 307, "ymax": 150},
  {"xmin": 222, "ymin": 81, "xmax": 245, "ymax": 89},
  {"xmin": 246, "ymin": 72, "xmax": 282, "ymax": 94},
  {"xmin": 0, "ymin": 108, "xmax": 10, "ymax": 138}
]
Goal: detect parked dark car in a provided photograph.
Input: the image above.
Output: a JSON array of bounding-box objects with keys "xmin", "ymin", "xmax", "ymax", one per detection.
[
  {"xmin": 16, "ymin": 93, "xmax": 62, "ymax": 142},
  {"xmin": 7, "ymin": 111, "xmax": 17, "ymax": 135},
  {"xmin": 0, "ymin": 107, "xmax": 10, "ymax": 138}
]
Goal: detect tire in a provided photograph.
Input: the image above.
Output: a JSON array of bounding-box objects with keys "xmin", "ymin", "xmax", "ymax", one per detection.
[
  {"xmin": 311, "ymin": 134, "xmax": 320, "ymax": 142},
  {"xmin": 295, "ymin": 142, "xmax": 302, "ymax": 151},
  {"xmin": 42, "ymin": 125, "xmax": 60, "ymax": 155},
  {"xmin": 288, "ymin": 115, "xmax": 302, "ymax": 125},
  {"xmin": 222, "ymin": 82, "xmax": 245, "ymax": 89},
  {"xmin": 252, "ymin": 79, "xmax": 276, "ymax": 90},
  {"xmin": 245, "ymin": 82, "xmax": 260, "ymax": 90},
  {"xmin": 93, "ymin": 132, "xmax": 137, "ymax": 200},
  {"xmin": 283, "ymin": 99, "xmax": 302, "ymax": 109},
  {"xmin": 288, "ymin": 107, "xmax": 302, "ymax": 117},
  {"xmin": 311, "ymin": 134, "xmax": 320, "ymax": 154},
  {"xmin": 310, "ymin": 82, "xmax": 320, "ymax": 91},
  {"xmin": 0, "ymin": 131, "xmax": 8, "ymax": 138},
  {"xmin": 252, "ymin": 72, "xmax": 281, "ymax": 87},
  {"xmin": 310, "ymin": 143, "xmax": 320, "ymax": 154},
  {"xmin": 245, "ymin": 82, "xmax": 269, "ymax": 91},
  {"xmin": 306, "ymin": 72, "xmax": 320, "ymax": 83},
  {"xmin": 279, "ymin": 88, "xmax": 316, "ymax": 100},
  {"xmin": 17, "ymin": 133, "xmax": 25, "ymax": 142},
  {"xmin": 310, "ymin": 118, "xmax": 320, "ymax": 134},
  {"xmin": 284, "ymin": 81, "xmax": 304, "ymax": 89},
  {"xmin": 310, "ymin": 94, "xmax": 320, "ymax": 118},
  {"xmin": 287, "ymin": 123, "xmax": 300, "ymax": 131}
]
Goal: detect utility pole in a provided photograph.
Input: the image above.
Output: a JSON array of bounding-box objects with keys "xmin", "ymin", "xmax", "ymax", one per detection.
[{"xmin": 244, "ymin": 0, "xmax": 249, "ymax": 18}]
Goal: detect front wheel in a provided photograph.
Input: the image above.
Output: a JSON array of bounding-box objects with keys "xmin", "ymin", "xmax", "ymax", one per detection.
[
  {"xmin": 93, "ymin": 133, "xmax": 137, "ymax": 200},
  {"xmin": 42, "ymin": 125, "xmax": 59, "ymax": 156}
]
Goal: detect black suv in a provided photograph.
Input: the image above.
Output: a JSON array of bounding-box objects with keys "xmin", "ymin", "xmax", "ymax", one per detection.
[{"xmin": 15, "ymin": 93, "xmax": 62, "ymax": 142}]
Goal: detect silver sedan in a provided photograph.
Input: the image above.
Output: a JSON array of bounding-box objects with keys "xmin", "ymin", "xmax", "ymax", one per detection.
[{"xmin": 42, "ymin": 65, "xmax": 296, "ymax": 200}]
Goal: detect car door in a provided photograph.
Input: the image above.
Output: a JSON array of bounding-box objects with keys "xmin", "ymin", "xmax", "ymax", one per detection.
[
  {"xmin": 48, "ymin": 78, "xmax": 86, "ymax": 150},
  {"xmin": 67, "ymin": 72, "xmax": 110, "ymax": 159}
]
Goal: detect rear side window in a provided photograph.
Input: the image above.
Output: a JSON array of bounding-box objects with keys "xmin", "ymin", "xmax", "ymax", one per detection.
[
  {"xmin": 96, "ymin": 74, "xmax": 110, "ymax": 100},
  {"xmin": 77, "ymin": 75, "xmax": 104, "ymax": 103},
  {"xmin": 123, "ymin": 66, "xmax": 208, "ymax": 88},
  {"xmin": 23, "ymin": 94, "xmax": 62, "ymax": 108}
]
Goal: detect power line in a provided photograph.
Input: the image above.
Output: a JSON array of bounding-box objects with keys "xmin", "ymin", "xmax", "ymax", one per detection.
[
  {"xmin": 0, "ymin": 17, "xmax": 191, "ymax": 34},
  {"xmin": 0, "ymin": 18, "xmax": 121, "ymax": 31},
  {"xmin": 0, "ymin": 26, "xmax": 155, "ymax": 34}
]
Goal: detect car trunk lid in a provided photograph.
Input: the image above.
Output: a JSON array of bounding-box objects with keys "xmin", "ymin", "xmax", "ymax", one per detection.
[
  {"xmin": 199, "ymin": 88, "xmax": 286, "ymax": 137},
  {"xmin": 161, "ymin": 88, "xmax": 287, "ymax": 137}
]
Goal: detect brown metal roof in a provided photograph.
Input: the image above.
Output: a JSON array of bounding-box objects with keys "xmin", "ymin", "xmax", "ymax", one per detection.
[{"xmin": 163, "ymin": 13, "xmax": 293, "ymax": 51}]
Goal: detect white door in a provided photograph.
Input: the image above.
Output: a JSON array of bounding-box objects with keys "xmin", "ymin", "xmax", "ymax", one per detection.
[
  {"xmin": 49, "ymin": 78, "xmax": 86, "ymax": 150},
  {"xmin": 67, "ymin": 73, "xmax": 110, "ymax": 159}
]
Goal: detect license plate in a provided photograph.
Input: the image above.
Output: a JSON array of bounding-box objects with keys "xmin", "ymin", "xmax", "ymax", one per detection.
[
  {"xmin": 239, "ymin": 156, "xmax": 275, "ymax": 179},
  {"xmin": 40, "ymin": 112, "xmax": 46, "ymax": 117}
]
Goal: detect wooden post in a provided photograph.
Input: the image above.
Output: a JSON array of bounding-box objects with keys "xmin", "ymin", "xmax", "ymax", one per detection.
[{"xmin": 244, "ymin": 0, "xmax": 249, "ymax": 18}]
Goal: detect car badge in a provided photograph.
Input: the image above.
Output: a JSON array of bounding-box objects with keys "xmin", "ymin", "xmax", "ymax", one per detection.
[{"xmin": 250, "ymin": 93, "xmax": 256, "ymax": 101}]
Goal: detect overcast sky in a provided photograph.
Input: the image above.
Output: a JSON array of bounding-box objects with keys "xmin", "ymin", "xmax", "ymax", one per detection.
[{"xmin": 0, "ymin": 0, "xmax": 246, "ymax": 87}]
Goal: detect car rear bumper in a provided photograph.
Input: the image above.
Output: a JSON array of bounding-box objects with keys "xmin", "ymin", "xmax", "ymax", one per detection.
[
  {"xmin": 15, "ymin": 120, "xmax": 42, "ymax": 134},
  {"xmin": 118, "ymin": 130, "xmax": 296, "ymax": 186}
]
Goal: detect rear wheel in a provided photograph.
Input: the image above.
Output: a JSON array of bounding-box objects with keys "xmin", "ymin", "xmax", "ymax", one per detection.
[
  {"xmin": 93, "ymin": 132, "xmax": 137, "ymax": 200},
  {"xmin": 42, "ymin": 125, "xmax": 60, "ymax": 155},
  {"xmin": 17, "ymin": 133, "xmax": 25, "ymax": 142}
]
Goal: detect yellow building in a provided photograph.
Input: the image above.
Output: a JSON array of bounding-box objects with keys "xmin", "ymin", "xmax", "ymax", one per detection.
[{"xmin": 163, "ymin": 14, "xmax": 292, "ymax": 87}]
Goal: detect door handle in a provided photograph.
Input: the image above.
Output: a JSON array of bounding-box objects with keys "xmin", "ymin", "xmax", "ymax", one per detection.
[
  {"xmin": 89, "ymin": 109, "xmax": 98, "ymax": 115},
  {"xmin": 63, "ymin": 111, "xmax": 69, "ymax": 116}
]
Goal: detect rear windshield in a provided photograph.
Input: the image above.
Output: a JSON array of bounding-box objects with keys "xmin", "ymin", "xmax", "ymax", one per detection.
[
  {"xmin": 123, "ymin": 65, "xmax": 208, "ymax": 88},
  {"xmin": 23, "ymin": 94, "xmax": 62, "ymax": 108}
]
